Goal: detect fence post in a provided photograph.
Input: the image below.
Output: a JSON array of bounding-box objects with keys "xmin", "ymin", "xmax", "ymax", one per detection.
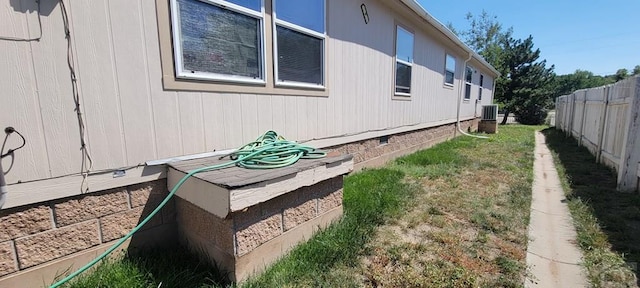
[
  {"xmin": 567, "ymin": 94, "xmax": 575, "ymax": 137},
  {"xmin": 578, "ymin": 91, "xmax": 587, "ymax": 146},
  {"xmin": 596, "ymin": 87, "xmax": 609, "ymax": 163},
  {"xmin": 564, "ymin": 97, "xmax": 569, "ymax": 131},
  {"xmin": 617, "ymin": 76, "xmax": 640, "ymax": 192},
  {"xmin": 554, "ymin": 97, "xmax": 558, "ymax": 127}
]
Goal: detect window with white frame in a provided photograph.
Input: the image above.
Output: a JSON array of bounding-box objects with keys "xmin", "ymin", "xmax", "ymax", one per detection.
[
  {"xmin": 479, "ymin": 74, "xmax": 484, "ymax": 100},
  {"xmin": 395, "ymin": 26, "xmax": 413, "ymax": 95},
  {"xmin": 273, "ymin": 0, "xmax": 325, "ymax": 87},
  {"xmin": 444, "ymin": 54, "xmax": 456, "ymax": 86},
  {"xmin": 171, "ymin": 0, "xmax": 265, "ymax": 83},
  {"xmin": 464, "ymin": 65, "xmax": 473, "ymax": 100}
]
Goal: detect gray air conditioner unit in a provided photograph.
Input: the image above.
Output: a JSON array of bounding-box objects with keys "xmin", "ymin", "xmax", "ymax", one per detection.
[{"xmin": 481, "ymin": 105, "xmax": 498, "ymax": 121}]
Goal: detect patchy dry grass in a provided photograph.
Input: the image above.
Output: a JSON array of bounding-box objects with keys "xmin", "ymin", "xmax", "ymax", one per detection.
[
  {"xmin": 356, "ymin": 125, "xmax": 540, "ymax": 288},
  {"xmin": 542, "ymin": 128, "xmax": 638, "ymax": 288},
  {"xmin": 63, "ymin": 126, "xmax": 541, "ymax": 288}
]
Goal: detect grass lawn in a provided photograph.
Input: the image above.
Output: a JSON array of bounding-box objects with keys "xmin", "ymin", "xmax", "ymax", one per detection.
[
  {"xmin": 345, "ymin": 125, "xmax": 539, "ymax": 287},
  {"xmin": 542, "ymin": 128, "xmax": 638, "ymax": 287},
  {"xmin": 61, "ymin": 125, "xmax": 541, "ymax": 288}
]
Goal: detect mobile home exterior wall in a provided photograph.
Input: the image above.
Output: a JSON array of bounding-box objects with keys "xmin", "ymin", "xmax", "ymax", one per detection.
[
  {"xmin": 1, "ymin": 0, "xmax": 496, "ymax": 191},
  {"xmin": 0, "ymin": 0, "xmax": 497, "ymax": 282}
]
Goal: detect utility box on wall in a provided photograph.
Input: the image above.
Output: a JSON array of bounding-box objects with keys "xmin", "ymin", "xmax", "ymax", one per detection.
[{"xmin": 168, "ymin": 155, "xmax": 353, "ymax": 282}]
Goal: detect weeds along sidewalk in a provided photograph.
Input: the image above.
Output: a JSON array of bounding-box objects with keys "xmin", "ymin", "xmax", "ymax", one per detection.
[
  {"xmin": 543, "ymin": 128, "xmax": 638, "ymax": 288},
  {"xmin": 525, "ymin": 131, "xmax": 587, "ymax": 287},
  {"xmin": 63, "ymin": 126, "xmax": 542, "ymax": 288}
]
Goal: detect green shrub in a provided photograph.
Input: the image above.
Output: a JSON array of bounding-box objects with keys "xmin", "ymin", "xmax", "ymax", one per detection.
[{"xmin": 514, "ymin": 102, "xmax": 547, "ymax": 125}]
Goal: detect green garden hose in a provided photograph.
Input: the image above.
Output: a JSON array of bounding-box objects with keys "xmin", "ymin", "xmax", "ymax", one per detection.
[{"xmin": 50, "ymin": 131, "xmax": 326, "ymax": 288}]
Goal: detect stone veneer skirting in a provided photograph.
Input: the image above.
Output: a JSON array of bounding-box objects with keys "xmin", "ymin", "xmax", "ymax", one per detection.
[
  {"xmin": 176, "ymin": 177, "xmax": 344, "ymax": 281},
  {"xmin": 0, "ymin": 180, "xmax": 176, "ymax": 287},
  {"xmin": 0, "ymin": 119, "xmax": 477, "ymax": 286},
  {"xmin": 328, "ymin": 120, "xmax": 477, "ymax": 170}
]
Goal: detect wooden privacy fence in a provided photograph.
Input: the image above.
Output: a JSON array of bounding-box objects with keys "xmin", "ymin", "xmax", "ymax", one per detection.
[{"xmin": 555, "ymin": 76, "xmax": 640, "ymax": 192}]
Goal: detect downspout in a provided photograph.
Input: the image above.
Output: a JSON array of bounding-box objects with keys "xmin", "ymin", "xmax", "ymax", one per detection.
[{"xmin": 456, "ymin": 53, "xmax": 489, "ymax": 139}]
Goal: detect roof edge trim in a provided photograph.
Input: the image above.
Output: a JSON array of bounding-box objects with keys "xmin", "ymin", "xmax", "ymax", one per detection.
[{"xmin": 399, "ymin": 0, "xmax": 501, "ymax": 77}]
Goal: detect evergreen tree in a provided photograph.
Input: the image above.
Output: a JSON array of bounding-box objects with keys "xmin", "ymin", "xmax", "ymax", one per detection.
[
  {"xmin": 500, "ymin": 36, "xmax": 555, "ymax": 125},
  {"xmin": 451, "ymin": 12, "xmax": 553, "ymax": 125}
]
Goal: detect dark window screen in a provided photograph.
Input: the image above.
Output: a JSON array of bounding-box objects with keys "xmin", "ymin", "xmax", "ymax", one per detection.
[
  {"xmin": 395, "ymin": 62, "xmax": 411, "ymax": 94},
  {"xmin": 445, "ymin": 71, "xmax": 454, "ymax": 85},
  {"xmin": 465, "ymin": 83, "xmax": 471, "ymax": 99},
  {"xmin": 276, "ymin": 25, "xmax": 323, "ymax": 84}
]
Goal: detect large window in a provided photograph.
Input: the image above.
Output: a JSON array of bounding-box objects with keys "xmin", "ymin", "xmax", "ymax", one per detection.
[
  {"xmin": 444, "ymin": 54, "xmax": 456, "ymax": 86},
  {"xmin": 395, "ymin": 26, "xmax": 414, "ymax": 95},
  {"xmin": 464, "ymin": 65, "xmax": 473, "ymax": 100},
  {"xmin": 171, "ymin": 0, "xmax": 265, "ymax": 83},
  {"xmin": 273, "ymin": 0, "xmax": 325, "ymax": 87}
]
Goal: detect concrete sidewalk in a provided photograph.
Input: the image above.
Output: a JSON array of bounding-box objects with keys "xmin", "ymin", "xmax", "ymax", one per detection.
[{"xmin": 525, "ymin": 132, "xmax": 588, "ymax": 287}]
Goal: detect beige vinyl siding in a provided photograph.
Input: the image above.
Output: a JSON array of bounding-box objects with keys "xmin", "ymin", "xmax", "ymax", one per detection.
[
  {"xmin": 1, "ymin": 0, "xmax": 80, "ymax": 183},
  {"xmin": 0, "ymin": 0, "xmax": 496, "ymax": 185}
]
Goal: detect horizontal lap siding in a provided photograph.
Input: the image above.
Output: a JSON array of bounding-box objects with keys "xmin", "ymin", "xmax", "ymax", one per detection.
[{"xmin": 1, "ymin": 0, "xmax": 493, "ymax": 184}]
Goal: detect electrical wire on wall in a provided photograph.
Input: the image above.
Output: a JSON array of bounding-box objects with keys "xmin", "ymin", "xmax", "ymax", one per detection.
[
  {"xmin": 0, "ymin": 0, "xmax": 42, "ymax": 42},
  {"xmin": 1, "ymin": 127, "xmax": 26, "ymax": 209},
  {"xmin": 59, "ymin": 0, "xmax": 94, "ymax": 192},
  {"xmin": 1, "ymin": 127, "xmax": 27, "ymax": 174}
]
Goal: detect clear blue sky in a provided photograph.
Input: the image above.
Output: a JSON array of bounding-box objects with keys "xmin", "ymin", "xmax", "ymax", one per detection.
[{"xmin": 417, "ymin": 0, "xmax": 640, "ymax": 76}]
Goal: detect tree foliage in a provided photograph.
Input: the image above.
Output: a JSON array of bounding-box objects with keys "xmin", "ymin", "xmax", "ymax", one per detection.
[
  {"xmin": 500, "ymin": 36, "xmax": 555, "ymax": 125},
  {"xmin": 451, "ymin": 11, "xmax": 553, "ymax": 125},
  {"xmin": 456, "ymin": 11, "xmax": 512, "ymax": 69},
  {"xmin": 615, "ymin": 68, "xmax": 629, "ymax": 81},
  {"xmin": 547, "ymin": 66, "xmax": 638, "ymax": 99},
  {"xmin": 452, "ymin": 11, "xmax": 638, "ymax": 125},
  {"xmin": 547, "ymin": 70, "xmax": 614, "ymax": 98}
]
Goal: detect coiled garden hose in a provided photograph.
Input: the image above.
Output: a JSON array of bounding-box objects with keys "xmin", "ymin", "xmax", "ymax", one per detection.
[{"xmin": 50, "ymin": 131, "xmax": 326, "ymax": 288}]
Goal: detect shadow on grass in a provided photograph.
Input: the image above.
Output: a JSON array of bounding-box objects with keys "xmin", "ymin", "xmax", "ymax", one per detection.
[
  {"xmin": 60, "ymin": 245, "xmax": 231, "ymax": 288},
  {"xmin": 542, "ymin": 128, "xmax": 640, "ymax": 282}
]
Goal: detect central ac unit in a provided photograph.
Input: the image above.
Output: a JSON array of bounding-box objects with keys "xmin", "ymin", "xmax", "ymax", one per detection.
[{"xmin": 481, "ymin": 105, "xmax": 498, "ymax": 121}]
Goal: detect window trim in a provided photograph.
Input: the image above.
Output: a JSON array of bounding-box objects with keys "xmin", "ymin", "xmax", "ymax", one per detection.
[
  {"xmin": 444, "ymin": 53, "xmax": 456, "ymax": 87},
  {"xmin": 464, "ymin": 65, "xmax": 473, "ymax": 101},
  {"xmin": 272, "ymin": 0, "xmax": 326, "ymax": 89},
  {"xmin": 170, "ymin": 0, "xmax": 267, "ymax": 84},
  {"xmin": 394, "ymin": 25, "xmax": 414, "ymax": 97},
  {"xmin": 157, "ymin": 0, "xmax": 329, "ymax": 97}
]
